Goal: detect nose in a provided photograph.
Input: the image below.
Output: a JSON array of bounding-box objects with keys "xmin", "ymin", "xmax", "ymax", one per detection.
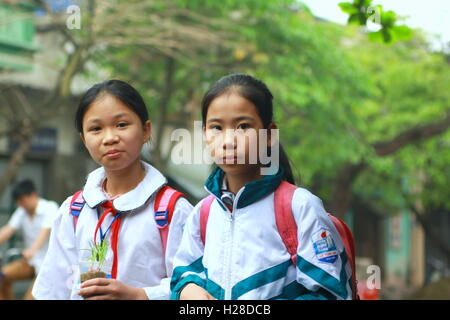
[
  {"xmin": 102, "ymin": 128, "xmax": 119, "ymax": 145},
  {"xmin": 222, "ymin": 129, "xmax": 236, "ymax": 153}
]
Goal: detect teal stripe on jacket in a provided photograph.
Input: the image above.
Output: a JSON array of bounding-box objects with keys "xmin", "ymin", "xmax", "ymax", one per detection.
[
  {"xmin": 171, "ymin": 274, "xmax": 207, "ymax": 300},
  {"xmin": 205, "ymin": 268, "xmax": 225, "ymax": 299},
  {"xmin": 296, "ymin": 252, "xmax": 349, "ymax": 299},
  {"xmin": 171, "ymin": 256, "xmax": 205, "ymax": 298},
  {"xmin": 231, "ymin": 260, "xmax": 291, "ymax": 300},
  {"xmin": 271, "ymin": 280, "xmax": 337, "ymax": 300}
]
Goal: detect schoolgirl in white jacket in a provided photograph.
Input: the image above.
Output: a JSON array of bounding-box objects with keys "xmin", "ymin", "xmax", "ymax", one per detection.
[
  {"xmin": 170, "ymin": 74, "xmax": 353, "ymax": 300},
  {"xmin": 32, "ymin": 80, "xmax": 192, "ymax": 300}
]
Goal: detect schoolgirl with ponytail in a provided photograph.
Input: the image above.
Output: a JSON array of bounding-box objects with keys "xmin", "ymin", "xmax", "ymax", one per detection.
[{"xmin": 170, "ymin": 74, "xmax": 353, "ymax": 300}]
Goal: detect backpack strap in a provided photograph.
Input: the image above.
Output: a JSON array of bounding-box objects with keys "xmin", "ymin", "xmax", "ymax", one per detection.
[
  {"xmin": 199, "ymin": 195, "xmax": 215, "ymax": 245},
  {"xmin": 198, "ymin": 181, "xmax": 358, "ymax": 299},
  {"xmin": 328, "ymin": 215, "xmax": 358, "ymax": 300},
  {"xmin": 274, "ymin": 181, "xmax": 298, "ymax": 265},
  {"xmin": 154, "ymin": 185, "xmax": 184, "ymax": 254},
  {"xmin": 275, "ymin": 181, "xmax": 359, "ymax": 299},
  {"xmin": 69, "ymin": 186, "xmax": 184, "ymax": 254},
  {"xmin": 70, "ymin": 190, "xmax": 85, "ymax": 230}
]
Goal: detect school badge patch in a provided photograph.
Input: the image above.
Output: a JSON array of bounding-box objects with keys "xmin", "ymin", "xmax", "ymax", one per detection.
[{"xmin": 312, "ymin": 229, "xmax": 338, "ymax": 264}]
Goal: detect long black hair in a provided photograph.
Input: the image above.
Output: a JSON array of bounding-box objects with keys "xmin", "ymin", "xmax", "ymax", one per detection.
[
  {"xmin": 75, "ymin": 79, "xmax": 149, "ymax": 133},
  {"xmin": 201, "ymin": 73, "xmax": 296, "ymax": 184}
]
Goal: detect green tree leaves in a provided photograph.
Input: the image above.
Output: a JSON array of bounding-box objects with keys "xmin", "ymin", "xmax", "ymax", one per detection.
[{"xmin": 339, "ymin": 0, "xmax": 412, "ymax": 43}]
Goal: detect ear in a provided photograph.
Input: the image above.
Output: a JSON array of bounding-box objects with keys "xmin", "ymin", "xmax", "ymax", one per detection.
[
  {"xmin": 143, "ymin": 120, "xmax": 152, "ymax": 143},
  {"xmin": 267, "ymin": 122, "xmax": 278, "ymax": 147}
]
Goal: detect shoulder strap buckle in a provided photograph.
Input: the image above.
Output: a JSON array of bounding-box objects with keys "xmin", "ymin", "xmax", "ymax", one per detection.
[
  {"xmin": 154, "ymin": 209, "xmax": 170, "ymax": 227},
  {"xmin": 154, "ymin": 185, "xmax": 185, "ymax": 254},
  {"xmin": 70, "ymin": 190, "xmax": 85, "ymax": 230}
]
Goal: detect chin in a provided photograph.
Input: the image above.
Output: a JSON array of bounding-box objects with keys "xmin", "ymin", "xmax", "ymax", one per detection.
[
  {"xmin": 217, "ymin": 164, "xmax": 250, "ymax": 175},
  {"xmin": 101, "ymin": 159, "xmax": 131, "ymax": 172}
]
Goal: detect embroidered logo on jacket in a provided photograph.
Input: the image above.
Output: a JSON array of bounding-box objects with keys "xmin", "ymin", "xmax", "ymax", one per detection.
[{"xmin": 312, "ymin": 229, "xmax": 338, "ymax": 264}]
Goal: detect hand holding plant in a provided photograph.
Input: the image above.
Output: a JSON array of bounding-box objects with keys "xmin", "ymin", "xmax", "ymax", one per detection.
[
  {"xmin": 79, "ymin": 240, "xmax": 110, "ymax": 283},
  {"xmin": 78, "ymin": 278, "xmax": 148, "ymax": 300}
]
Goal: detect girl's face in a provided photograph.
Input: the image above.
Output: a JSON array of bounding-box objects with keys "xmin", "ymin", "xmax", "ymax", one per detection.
[
  {"xmin": 80, "ymin": 94, "xmax": 151, "ymax": 173},
  {"xmin": 204, "ymin": 91, "xmax": 270, "ymax": 176}
]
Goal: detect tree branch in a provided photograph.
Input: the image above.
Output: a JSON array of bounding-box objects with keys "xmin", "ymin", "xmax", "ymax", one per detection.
[
  {"xmin": 330, "ymin": 111, "xmax": 450, "ymax": 217},
  {"xmin": 153, "ymin": 56, "xmax": 176, "ymax": 171},
  {"xmin": 373, "ymin": 110, "xmax": 450, "ymax": 156},
  {"xmin": 330, "ymin": 162, "xmax": 367, "ymax": 218},
  {"xmin": 0, "ymin": 120, "xmax": 34, "ymax": 197}
]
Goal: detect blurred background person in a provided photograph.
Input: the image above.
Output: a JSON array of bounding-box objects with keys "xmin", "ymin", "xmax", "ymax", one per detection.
[{"xmin": 0, "ymin": 179, "xmax": 59, "ymax": 300}]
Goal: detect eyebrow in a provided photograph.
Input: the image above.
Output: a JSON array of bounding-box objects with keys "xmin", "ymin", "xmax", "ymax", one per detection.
[
  {"xmin": 206, "ymin": 116, "xmax": 255, "ymax": 124},
  {"xmin": 86, "ymin": 113, "xmax": 130, "ymax": 123}
]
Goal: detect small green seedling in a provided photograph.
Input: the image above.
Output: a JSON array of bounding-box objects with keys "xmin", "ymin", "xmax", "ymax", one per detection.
[
  {"xmin": 79, "ymin": 240, "xmax": 110, "ymax": 283},
  {"xmin": 81, "ymin": 240, "xmax": 109, "ymax": 270}
]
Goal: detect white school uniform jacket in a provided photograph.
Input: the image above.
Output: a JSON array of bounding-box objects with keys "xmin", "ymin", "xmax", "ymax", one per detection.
[
  {"xmin": 32, "ymin": 161, "xmax": 193, "ymax": 300},
  {"xmin": 170, "ymin": 167, "xmax": 353, "ymax": 300}
]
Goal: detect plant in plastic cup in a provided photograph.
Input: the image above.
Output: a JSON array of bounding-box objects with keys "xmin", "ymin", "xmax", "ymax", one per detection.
[{"xmin": 79, "ymin": 240, "xmax": 111, "ymax": 283}]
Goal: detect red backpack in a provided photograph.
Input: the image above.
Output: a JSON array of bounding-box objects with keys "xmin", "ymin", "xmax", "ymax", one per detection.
[
  {"xmin": 199, "ymin": 181, "xmax": 359, "ymax": 300},
  {"xmin": 69, "ymin": 185, "xmax": 184, "ymax": 254}
]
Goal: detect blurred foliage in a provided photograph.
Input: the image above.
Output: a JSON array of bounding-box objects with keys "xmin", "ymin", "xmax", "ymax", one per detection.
[
  {"xmin": 339, "ymin": 0, "xmax": 412, "ymax": 43},
  {"xmin": 346, "ymin": 29, "xmax": 450, "ymax": 214},
  {"xmin": 34, "ymin": 0, "xmax": 450, "ymax": 216}
]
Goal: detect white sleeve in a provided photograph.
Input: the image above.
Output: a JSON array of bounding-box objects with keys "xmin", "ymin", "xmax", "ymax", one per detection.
[
  {"xmin": 293, "ymin": 188, "xmax": 353, "ymax": 300},
  {"xmin": 42, "ymin": 201, "xmax": 60, "ymax": 229},
  {"xmin": 169, "ymin": 200, "xmax": 208, "ymax": 300},
  {"xmin": 143, "ymin": 197, "xmax": 193, "ymax": 300},
  {"xmin": 7, "ymin": 208, "xmax": 24, "ymax": 230},
  {"xmin": 32, "ymin": 197, "xmax": 79, "ymax": 300}
]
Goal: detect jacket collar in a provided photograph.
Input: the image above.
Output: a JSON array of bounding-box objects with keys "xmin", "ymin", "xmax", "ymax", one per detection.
[
  {"xmin": 82, "ymin": 161, "xmax": 167, "ymax": 212},
  {"xmin": 204, "ymin": 166, "xmax": 284, "ymax": 210}
]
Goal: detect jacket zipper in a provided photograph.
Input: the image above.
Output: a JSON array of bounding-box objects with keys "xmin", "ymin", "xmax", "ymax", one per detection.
[{"xmin": 224, "ymin": 187, "xmax": 245, "ymax": 300}]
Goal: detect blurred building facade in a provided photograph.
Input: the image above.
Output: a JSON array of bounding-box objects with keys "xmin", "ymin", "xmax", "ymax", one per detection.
[
  {"xmin": 0, "ymin": 1, "xmax": 209, "ymax": 214},
  {"xmin": 351, "ymin": 200, "xmax": 433, "ymax": 299},
  {"xmin": 0, "ymin": 1, "xmax": 94, "ymax": 218}
]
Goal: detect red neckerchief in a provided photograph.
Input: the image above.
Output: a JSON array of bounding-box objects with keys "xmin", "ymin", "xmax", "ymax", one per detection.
[{"xmin": 93, "ymin": 201, "xmax": 122, "ymax": 279}]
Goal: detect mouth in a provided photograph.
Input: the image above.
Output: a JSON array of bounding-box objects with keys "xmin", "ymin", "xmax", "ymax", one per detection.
[
  {"xmin": 221, "ymin": 155, "xmax": 242, "ymax": 164},
  {"xmin": 104, "ymin": 150, "xmax": 123, "ymax": 159}
]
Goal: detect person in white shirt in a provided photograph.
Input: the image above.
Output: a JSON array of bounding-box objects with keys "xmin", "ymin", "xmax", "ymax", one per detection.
[
  {"xmin": 0, "ymin": 179, "xmax": 59, "ymax": 300},
  {"xmin": 31, "ymin": 79, "xmax": 193, "ymax": 300}
]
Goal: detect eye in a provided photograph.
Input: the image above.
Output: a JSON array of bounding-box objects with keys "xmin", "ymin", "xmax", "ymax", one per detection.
[
  {"xmin": 88, "ymin": 126, "xmax": 102, "ymax": 132},
  {"xmin": 210, "ymin": 125, "xmax": 222, "ymax": 131},
  {"xmin": 237, "ymin": 123, "xmax": 250, "ymax": 130},
  {"xmin": 117, "ymin": 122, "xmax": 129, "ymax": 128}
]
